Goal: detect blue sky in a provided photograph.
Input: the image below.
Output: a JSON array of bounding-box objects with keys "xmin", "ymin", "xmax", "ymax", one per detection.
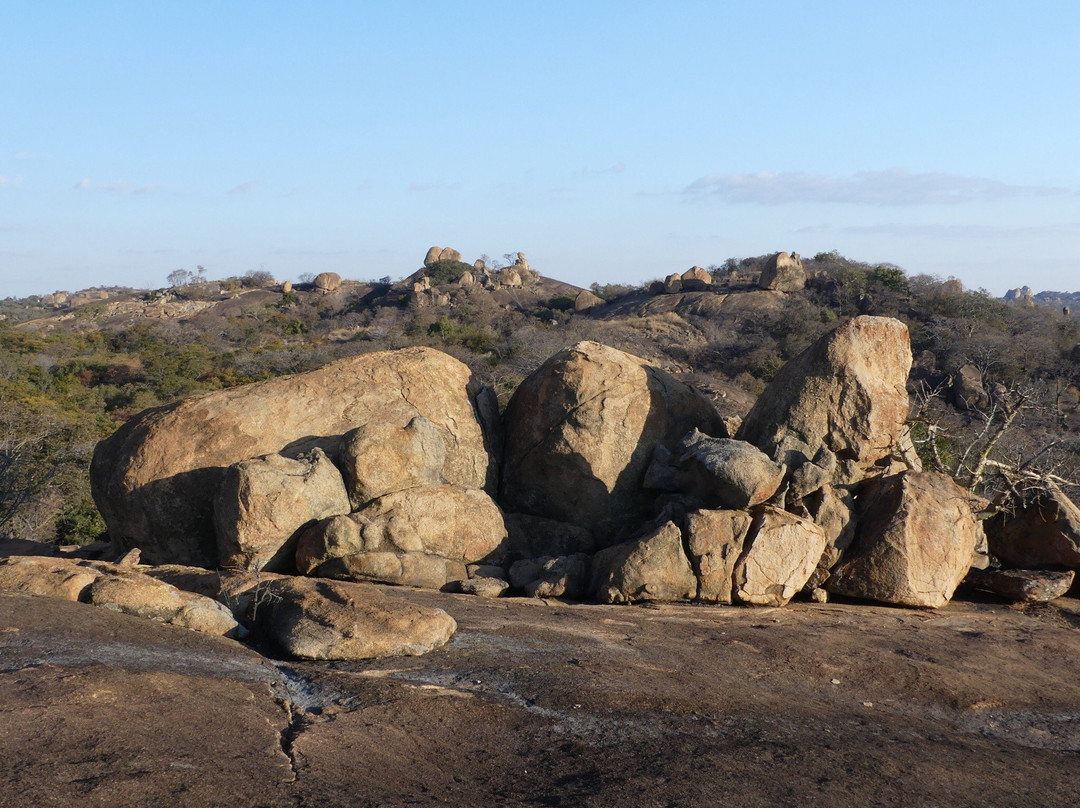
[{"xmin": 3, "ymin": 0, "xmax": 1079, "ymax": 298}]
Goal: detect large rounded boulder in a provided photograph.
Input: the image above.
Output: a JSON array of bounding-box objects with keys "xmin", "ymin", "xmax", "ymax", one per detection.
[
  {"xmin": 736, "ymin": 316, "xmax": 913, "ymax": 483},
  {"xmin": 91, "ymin": 347, "xmax": 498, "ymax": 567},
  {"xmin": 500, "ymin": 341, "xmax": 725, "ymax": 539}
]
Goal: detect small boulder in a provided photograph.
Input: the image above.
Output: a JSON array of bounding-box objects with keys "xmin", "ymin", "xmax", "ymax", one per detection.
[
  {"xmin": 317, "ymin": 551, "xmax": 464, "ymax": 590},
  {"xmin": 574, "ymin": 289, "xmax": 605, "ymax": 311},
  {"xmin": 985, "ymin": 482, "xmax": 1080, "ymax": 570},
  {"xmin": 591, "ymin": 521, "xmax": 697, "ymax": 604},
  {"xmin": 827, "ymin": 471, "xmax": 978, "ymax": 608},
  {"xmin": 87, "ymin": 573, "xmax": 184, "ymax": 622},
  {"xmin": 951, "ymin": 364, "xmax": 989, "ymax": 411},
  {"xmin": 967, "ymin": 568, "xmax": 1075, "ymax": 603},
  {"xmin": 684, "ymin": 509, "xmax": 753, "ymax": 603},
  {"xmin": 654, "ymin": 430, "xmax": 785, "ymax": 509},
  {"xmin": 295, "ymin": 485, "xmax": 508, "ymax": 587},
  {"xmin": 680, "ymin": 266, "xmax": 712, "ymax": 291},
  {"xmin": 214, "ymin": 448, "xmax": 350, "ymax": 573},
  {"xmin": 733, "ymin": 506, "xmax": 827, "ymax": 606},
  {"xmin": 664, "ymin": 273, "xmax": 683, "ymax": 294},
  {"xmin": 511, "ymin": 554, "xmax": 590, "ymax": 599},
  {"xmin": 264, "ymin": 577, "xmax": 456, "ymax": 660}
]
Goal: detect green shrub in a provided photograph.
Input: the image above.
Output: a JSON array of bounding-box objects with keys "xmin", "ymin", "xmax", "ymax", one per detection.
[
  {"xmin": 54, "ymin": 497, "xmax": 107, "ymax": 545},
  {"xmin": 426, "ymin": 260, "xmax": 473, "ymax": 286}
]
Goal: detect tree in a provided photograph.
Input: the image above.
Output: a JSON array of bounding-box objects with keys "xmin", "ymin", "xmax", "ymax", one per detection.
[{"xmin": 167, "ymin": 268, "xmax": 194, "ymax": 287}]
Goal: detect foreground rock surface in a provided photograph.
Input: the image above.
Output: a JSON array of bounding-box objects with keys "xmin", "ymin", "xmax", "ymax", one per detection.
[
  {"xmin": 5, "ymin": 589, "xmax": 1080, "ymax": 807},
  {"xmin": 91, "ymin": 347, "xmax": 497, "ymax": 567}
]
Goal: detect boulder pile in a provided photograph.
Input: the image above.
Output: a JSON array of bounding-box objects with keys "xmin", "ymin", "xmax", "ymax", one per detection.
[{"xmin": 5, "ymin": 314, "xmax": 1078, "ymax": 661}]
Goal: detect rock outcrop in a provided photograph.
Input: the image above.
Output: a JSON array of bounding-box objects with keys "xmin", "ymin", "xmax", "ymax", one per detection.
[
  {"xmin": 500, "ymin": 341, "xmax": 725, "ymax": 538},
  {"xmin": 758, "ymin": 252, "xmax": 806, "ymax": 292},
  {"xmin": 91, "ymin": 347, "xmax": 497, "ymax": 567}
]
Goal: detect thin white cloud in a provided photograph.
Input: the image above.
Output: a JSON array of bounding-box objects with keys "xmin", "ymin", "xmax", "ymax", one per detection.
[
  {"xmin": 229, "ymin": 180, "xmax": 260, "ymax": 195},
  {"xmin": 0, "ymin": 175, "xmax": 8, "ymax": 188},
  {"xmin": 72, "ymin": 178, "xmax": 162, "ymax": 195},
  {"xmin": 582, "ymin": 162, "xmax": 627, "ymax": 177},
  {"xmin": 101, "ymin": 179, "xmax": 163, "ymax": 195},
  {"xmin": 686, "ymin": 169, "xmax": 1071, "ymax": 206}
]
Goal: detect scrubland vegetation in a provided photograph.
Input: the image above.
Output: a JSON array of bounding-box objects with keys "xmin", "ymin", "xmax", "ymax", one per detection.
[{"xmin": 2, "ymin": 252, "xmax": 1078, "ymax": 544}]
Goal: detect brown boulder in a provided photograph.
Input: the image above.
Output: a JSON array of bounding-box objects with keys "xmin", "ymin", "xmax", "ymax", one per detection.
[
  {"xmin": 316, "ymin": 552, "xmax": 465, "ymax": 590},
  {"xmin": 0, "ymin": 556, "xmax": 101, "ymax": 601},
  {"xmin": 574, "ymin": 289, "xmax": 605, "ymax": 311},
  {"xmin": 313, "ymin": 272, "xmax": 341, "ymax": 293},
  {"xmin": 339, "ymin": 416, "xmax": 446, "ymax": 508},
  {"xmin": 827, "ymin": 471, "xmax": 978, "ymax": 608},
  {"xmin": 87, "ymin": 573, "xmax": 240, "ymax": 636},
  {"xmin": 438, "ymin": 247, "xmax": 462, "ymax": 263},
  {"xmin": 680, "ymin": 266, "xmax": 712, "ymax": 291},
  {"xmin": 951, "ymin": 364, "xmax": 989, "ymax": 411},
  {"xmin": 736, "ymin": 316, "xmax": 912, "ymax": 483},
  {"xmin": 967, "ymin": 568, "xmax": 1075, "ymax": 603},
  {"xmin": 758, "ymin": 251, "xmax": 806, "ymax": 291},
  {"xmin": 214, "ymin": 448, "xmax": 350, "ymax": 573},
  {"xmin": 591, "ymin": 521, "xmax": 697, "ymax": 604},
  {"xmin": 91, "ymin": 347, "xmax": 497, "ymax": 567},
  {"xmin": 651, "ymin": 430, "xmax": 785, "ymax": 509},
  {"xmin": 985, "ymin": 482, "xmax": 1080, "ymax": 570},
  {"xmin": 295, "ymin": 485, "xmax": 507, "ymax": 587},
  {"xmin": 424, "ymin": 246, "xmax": 443, "ymax": 266},
  {"xmin": 501, "ymin": 341, "xmax": 724, "ymax": 538},
  {"xmin": 264, "ymin": 577, "xmax": 456, "ymax": 660},
  {"xmin": 733, "ymin": 506, "xmax": 827, "ymax": 606},
  {"xmin": 684, "ymin": 509, "xmax": 753, "ymax": 603}
]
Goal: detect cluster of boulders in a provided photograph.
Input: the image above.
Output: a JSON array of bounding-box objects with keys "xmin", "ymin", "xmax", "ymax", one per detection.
[
  {"xmin": 652, "ymin": 266, "xmax": 715, "ymax": 295},
  {"xmin": 41, "ymin": 289, "xmax": 111, "ymax": 309},
  {"xmin": 5, "ymin": 313, "xmax": 1079, "ymax": 660},
  {"xmin": 413, "ymin": 246, "xmax": 539, "ymax": 305}
]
